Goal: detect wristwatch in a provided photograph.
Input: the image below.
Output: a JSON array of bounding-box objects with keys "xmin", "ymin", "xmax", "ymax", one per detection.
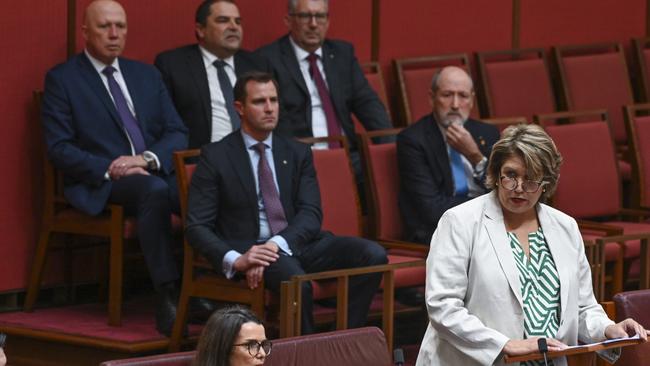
[{"xmin": 142, "ymin": 150, "xmax": 157, "ymax": 170}]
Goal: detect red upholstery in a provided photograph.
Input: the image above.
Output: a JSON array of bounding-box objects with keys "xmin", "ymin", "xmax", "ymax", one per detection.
[
  {"xmin": 311, "ymin": 148, "xmax": 360, "ymax": 237},
  {"xmin": 483, "ymin": 58, "xmax": 554, "ymax": 120},
  {"xmin": 367, "ymin": 143, "xmax": 402, "ymax": 240},
  {"xmin": 403, "ymin": 68, "xmax": 438, "ymax": 122},
  {"xmin": 546, "ymin": 122, "xmax": 620, "ymax": 218},
  {"xmin": 561, "ymin": 52, "xmax": 633, "ymax": 144},
  {"xmin": 613, "ymin": 290, "xmax": 650, "ymax": 366},
  {"xmin": 100, "ymin": 327, "xmax": 391, "ymax": 366}
]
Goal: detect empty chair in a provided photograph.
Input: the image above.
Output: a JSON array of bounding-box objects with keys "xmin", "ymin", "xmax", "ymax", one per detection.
[
  {"xmin": 476, "ymin": 48, "xmax": 556, "ymax": 121},
  {"xmin": 553, "ymin": 42, "xmax": 634, "ymax": 179},
  {"xmin": 483, "ymin": 116, "xmax": 529, "ymax": 133},
  {"xmin": 394, "ymin": 53, "xmax": 479, "ymax": 125},
  {"xmin": 537, "ymin": 110, "xmax": 650, "ymax": 294}
]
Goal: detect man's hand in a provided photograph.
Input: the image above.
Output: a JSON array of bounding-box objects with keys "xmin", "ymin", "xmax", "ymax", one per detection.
[
  {"xmin": 502, "ymin": 338, "xmax": 567, "ymax": 356},
  {"xmin": 233, "ymin": 242, "xmax": 279, "ymax": 272},
  {"xmin": 109, "ymin": 155, "xmax": 148, "ymax": 179},
  {"xmin": 605, "ymin": 318, "xmax": 649, "ymax": 341},
  {"xmin": 445, "ymin": 124, "xmax": 483, "ymax": 166},
  {"xmin": 245, "ymin": 265, "xmax": 265, "ymax": 289}
]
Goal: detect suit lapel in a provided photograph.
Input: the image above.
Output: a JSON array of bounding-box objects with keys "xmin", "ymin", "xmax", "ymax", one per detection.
[
  {"xmin": 483, "ymin": 193, "xmax": 524, "ymax": 309},
  {"xmin": 226, "ymin": 135, "xmax": 259, "ymax": 214},
  {"xmin": 187, "ymin": 46, "xmax": 212, "ymax": 136},
  {"xmin": 321, "ymin": 42, "xmax": 340, "ymax": 114},
  {"xmin": 279, "ymin": 36, "xmax": 309, "ymax": 96},
  {"xmin": 537, "ymin": 205, "xmax": 570, "ymax": 322},
  {"xmin": 77, "ymin": 54, "xmax": 123, "ymax": 130},
  {"xmin": 271, "ymin": 135, "xmax": 293, "ymax": 214},
  {"xmin": 426, "ymin": 117, "xmax": 454, "ymax": 194}
]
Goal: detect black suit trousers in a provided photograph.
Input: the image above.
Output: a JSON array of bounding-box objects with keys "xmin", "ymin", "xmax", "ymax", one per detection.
[
  {"xmin": 262, "ymin": 234, "xmax": 387, "ymax": 334},
  {"xmin": 108, "ymin": 173, "xmax": 180, "ymax": 289}
]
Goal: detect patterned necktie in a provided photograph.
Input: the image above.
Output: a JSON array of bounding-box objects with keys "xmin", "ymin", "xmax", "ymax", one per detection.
[
  {"xmin": 306, "ymin": 53, "xmax": 342, "ymax": 148},
  {"xmin": 213, "ymin": 60, "xmax": 241, "ymax": 130},
  {"xmin": 254, "ymin": 143, "xmax": 288, "ymax": 235},
  {"xmin": 102, "ymin": 66, "xmax": 146, "ymax": 153},
  {"xmin": 449, "ymin": 147, "xmax": 468, "ymax": 197}
]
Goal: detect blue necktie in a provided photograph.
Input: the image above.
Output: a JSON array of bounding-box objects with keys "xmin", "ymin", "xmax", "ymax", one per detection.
[
  {"xmin": 102, "ymin": 66, "xmax": 146, "ymax": 153},
  {"xmin": 449, "ymin": 147, "xmax": 468, "ymax": 197},
  {"xmin": 213, "ymin": 60, "xmax": 241, "ymax": 130}
]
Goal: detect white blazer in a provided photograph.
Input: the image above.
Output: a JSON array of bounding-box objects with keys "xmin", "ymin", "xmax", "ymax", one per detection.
[{"xmin": 416, "ymin": 192, "xmax": 618, "ymax": 366}]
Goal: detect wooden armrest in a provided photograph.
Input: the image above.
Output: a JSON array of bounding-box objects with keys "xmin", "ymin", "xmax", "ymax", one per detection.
[
  {"xmin": 577, "ymin": 220, "xmax": 624, "ymax": 236},
  {"xmin": 377, "ymin": 238, "xmax": 428, "ymax": 253},
  {"xmin": 601, "ymin": 301, "xmax": 616, "ymax": 319},
  {"xmin": 619, "ymin": 208, "xmax": 650, "ymax": 221}
]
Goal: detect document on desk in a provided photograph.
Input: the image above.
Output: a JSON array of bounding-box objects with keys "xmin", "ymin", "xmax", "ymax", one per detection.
[{"xmin": 564, "ymin": 334, "xmax": 641, "ymax": 350}]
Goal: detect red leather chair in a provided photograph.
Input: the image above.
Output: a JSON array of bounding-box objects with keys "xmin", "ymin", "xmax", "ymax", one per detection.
[
  {"xmin": 613, "ymin": 290, "xmax": 650, "ymax": 366},
  {"xmin": 476, "ymin": 48, "xmax": 556, "ymax": 121},
  {"xmin": 553, "ymin": 42, "xmax": 634, "ymax": 180}
]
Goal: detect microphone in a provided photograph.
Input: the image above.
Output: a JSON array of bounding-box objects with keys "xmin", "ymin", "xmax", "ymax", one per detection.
[
  {"xmin": 538, "ymin": 338, "xmax": 549, "ymax": 366},
  {"xmin": 393, "ymin": 348, "xmax": 405, "ymax": 366}
]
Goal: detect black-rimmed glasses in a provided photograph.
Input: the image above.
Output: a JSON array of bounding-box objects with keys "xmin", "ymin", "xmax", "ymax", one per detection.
[
  {"xmin": 499, "ymin": 175, "xmax": 548, "ymax": 193},
  {"xmin": 289, "ymin": 12, "xmax": 329, "ymax": 24},
  {"xmin": 233, "ymin": 340, "xmax": 273, "ymax": 357}
]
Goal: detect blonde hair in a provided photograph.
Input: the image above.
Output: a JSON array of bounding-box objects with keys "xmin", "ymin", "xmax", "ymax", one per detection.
[{"xmin": 486, "ymin": 124, "xmax": 562, "ymax": 201}]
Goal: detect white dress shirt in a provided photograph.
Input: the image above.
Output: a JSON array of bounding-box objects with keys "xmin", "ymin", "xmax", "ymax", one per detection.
[{"xmin": 199, "ymin": 46, "xmax": 237, "ymax": 142}]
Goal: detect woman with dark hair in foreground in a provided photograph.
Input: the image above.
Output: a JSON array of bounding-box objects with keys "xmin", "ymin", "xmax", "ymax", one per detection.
[{"xmin": 194, "ymin": 306, "xmax": 271, "ymax": 366}]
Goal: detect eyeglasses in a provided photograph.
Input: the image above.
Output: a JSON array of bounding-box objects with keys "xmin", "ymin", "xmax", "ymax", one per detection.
[
  {"xmin": 499, "ymin": 175, "xmax": 548, "ymax": 193},
  {"xmin": 290, "ymin": 12, "xmax": 329, "ymax": 24},
  {"xmin": 233, "ymin": 340, "xmax": 273, "ymax": 357}
]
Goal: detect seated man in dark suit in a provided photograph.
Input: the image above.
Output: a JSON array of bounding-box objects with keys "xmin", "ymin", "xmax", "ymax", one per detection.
[
  {"xmin": 42, "ymin": 0, "xmax": 191, "ymax": 336},
  {"xmin": 185, "ymin": 71, "xmax": 387, "ymax": 334},
  {"xmin": 397, "ymin": 66, "xmax": 500, "ymax": 245},
  {"xmin": 155, "ymin": 0, "xmax": 273, "ymax": 148},
  {"xmin": 256, "ymin": 0, "xmax": 392, "ymax": 179}
]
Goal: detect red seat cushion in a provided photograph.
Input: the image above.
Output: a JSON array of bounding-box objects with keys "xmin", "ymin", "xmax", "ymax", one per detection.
[{"xmin": 368, "ymin": 143, "xmax": 402, "ymax": 240}]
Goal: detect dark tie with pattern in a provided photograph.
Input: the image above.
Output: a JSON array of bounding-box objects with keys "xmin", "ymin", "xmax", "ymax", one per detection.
[
  {"xmin": 306, "ymin": 53, "xmax": 342, "ymax": 148},
  {"xmin": 254, "ymin": 142, "xmax": 288, "ymax": 235},
  {"xmin": 213, "ymin": 59, "xmax": 241, "ymax": 130},
  {"xmin": 102, "ymin": 66, "xmax": 146, "ymax": 153}
]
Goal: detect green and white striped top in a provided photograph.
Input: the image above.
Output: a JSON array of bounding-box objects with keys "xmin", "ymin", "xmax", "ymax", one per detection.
[{"xmin": 508, "ymin": 228, "xmax": 560, "ymax": 366}]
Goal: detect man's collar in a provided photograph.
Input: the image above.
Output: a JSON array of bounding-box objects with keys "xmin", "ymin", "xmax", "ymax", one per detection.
[
  {"xmin": 199, "ymin": 45, "xmax": 235, "ymax": 70},
  {"xmin": 84, "ymin": 49, "xmax": 121, "ymax": 74},
  {"xmin": 242, "ymin": 130, "xmax": 273, "ymax": 150},
  {"xmin": 288, "ymin": 36, "xmax": 323, "ymax": 60}
]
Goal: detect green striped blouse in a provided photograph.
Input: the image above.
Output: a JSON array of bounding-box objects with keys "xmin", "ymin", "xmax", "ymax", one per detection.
[{"xmin": 508, "ymin": 228, "xmax": 561, "ymax": 366}]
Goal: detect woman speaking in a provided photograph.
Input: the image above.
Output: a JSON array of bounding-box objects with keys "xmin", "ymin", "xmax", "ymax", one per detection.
[{"xmin": 416, "ymin": 124, "xmax": 647, "ymax": 365}]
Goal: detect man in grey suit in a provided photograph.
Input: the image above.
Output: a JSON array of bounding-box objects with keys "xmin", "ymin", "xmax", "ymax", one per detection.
[
  {"xmin": 257, "ymin": 0, "xmax": 392, "ymax": 177},
  {"xmin": 155, "ymin": 0, "xmax": 274, "ymax": 148}
]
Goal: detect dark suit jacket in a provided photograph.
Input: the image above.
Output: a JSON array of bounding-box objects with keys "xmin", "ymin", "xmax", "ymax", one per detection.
[
  {"xmin": 42, "ymin": 53, "xmax": 188, "ymax": 215},
  {"xmin": 397, "ymin": 114, "xmax": 500, "ymax": 244},
  {"xmin": 154, "ymin": 45, "xmax": 274, "ymax": 148},
  {"xmin": 185, "ymin": 131, "xmax": 324, "ymax": 272},
  {"xmin": 256, "ymin": 35, "xmax": 391, "ymax": 150}
]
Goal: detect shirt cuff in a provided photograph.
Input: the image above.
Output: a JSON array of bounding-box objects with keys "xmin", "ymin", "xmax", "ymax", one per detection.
[
  {"xmin": 270, "ymin": 235, "xmax": 292, "ymax": 256},
  {"xmin": 144, "ymin": 150, "xmax": 161, "ymax": 171},
  {"xmin": 472, "ymin": 156, "xmax": 488, "ymax": 180},
  {"xmin": 222, "ymin": 250, "xmax": 242, "ymax": 279}
]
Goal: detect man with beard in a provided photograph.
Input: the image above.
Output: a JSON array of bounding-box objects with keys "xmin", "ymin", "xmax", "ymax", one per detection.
[
  {"xmin": 155, "ymin": 0, "xmax": 274, "ymax": 148},
  {"xmin": 397, "ymin": 66, "xmax": 500, "ymax": 245}
]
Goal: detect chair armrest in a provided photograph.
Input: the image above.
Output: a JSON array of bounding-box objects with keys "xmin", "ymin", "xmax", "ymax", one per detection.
[
  {"xmin": 619, "ymin": 208, "xmax": 650, "ymax": 222},
  {"xmin": 577, "ymin": 220, "xmax": 624, "ymax": 236},
  {"xmin": 377, "ymin": 238, "xmax": 428, "ymax": 253}
]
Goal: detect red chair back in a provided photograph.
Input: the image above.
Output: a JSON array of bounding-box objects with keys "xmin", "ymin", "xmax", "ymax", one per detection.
[
  {"xmin": 477, "ymin": 48, "xmax": 555, "ymax": 120},
  {"xmin": 543, "ymin": 118, "xmax": 621, "ymax": 218},
  {"xmin": 624, "ymin": 104, "xmax": 650, "ymax": 208},
  {"xmin": 554, "ymin": 43, "xmax": 633, "ymax": 144}
]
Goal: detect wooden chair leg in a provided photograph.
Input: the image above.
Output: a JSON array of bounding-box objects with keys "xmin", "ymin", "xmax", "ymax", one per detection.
[
  {"xmin": 168, "ymin": 288, "xmax": 191, "ymax": 352},
  {"xmin": 24, "ymin": 229, "xmax": 52, "ymax": 312},
  {"xmin": 108, "ymin": 228, "xmax": 123, "ymax": 326}
]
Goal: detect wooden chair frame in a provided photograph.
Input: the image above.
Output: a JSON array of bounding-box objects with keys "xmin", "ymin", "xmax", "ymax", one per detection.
[
  {"xmin": 169, "ymin": 149, "xmax": 265, "ymax": 352},
  {"xmin": 632, "ymin": 37, "xmax": 650, "ymax": 103},
  {"xmin": 393, "ymin": 53, "xmax": 474, "ymax": 125},
  {"xmin": 482, "ymin": 116, "xmax": 529, "ymax": 132},
  {"xmin": 476, "ymin": 47, "xmax": 556, "ymax": 118},
  {"xmin": 623, "ymin": 103, "xmax": 650, "ymax": 209},
  {"xmin": 25, "ymin": 91, "xmax": 128, "ymax": 326},
  {"xmin": 360, "ymin": 61, "xmax": 391, "ymax": 117}
]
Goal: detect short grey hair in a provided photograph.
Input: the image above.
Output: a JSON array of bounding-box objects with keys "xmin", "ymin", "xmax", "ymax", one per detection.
[
  {"xmin": 288, "ymin": 0, "xmax": 329, "ymax": 13},
  {"xmin": 485, "ymin": 124, "xmax": 562, "ymax": 202}
]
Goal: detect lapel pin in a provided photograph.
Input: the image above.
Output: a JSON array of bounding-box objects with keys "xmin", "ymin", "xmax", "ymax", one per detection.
[
  {"xmin": 479, "ymin": 136, "xmax": 486, "ymax": 146},
  {"xmin": 283, "ymin": 160, "xmax": 288, "ymax": 165}
]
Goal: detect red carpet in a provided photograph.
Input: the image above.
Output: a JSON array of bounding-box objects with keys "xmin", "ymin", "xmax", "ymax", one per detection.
[{"xmin": 0, "ymin": 297, "xmax": 201, "ymax": 343}]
